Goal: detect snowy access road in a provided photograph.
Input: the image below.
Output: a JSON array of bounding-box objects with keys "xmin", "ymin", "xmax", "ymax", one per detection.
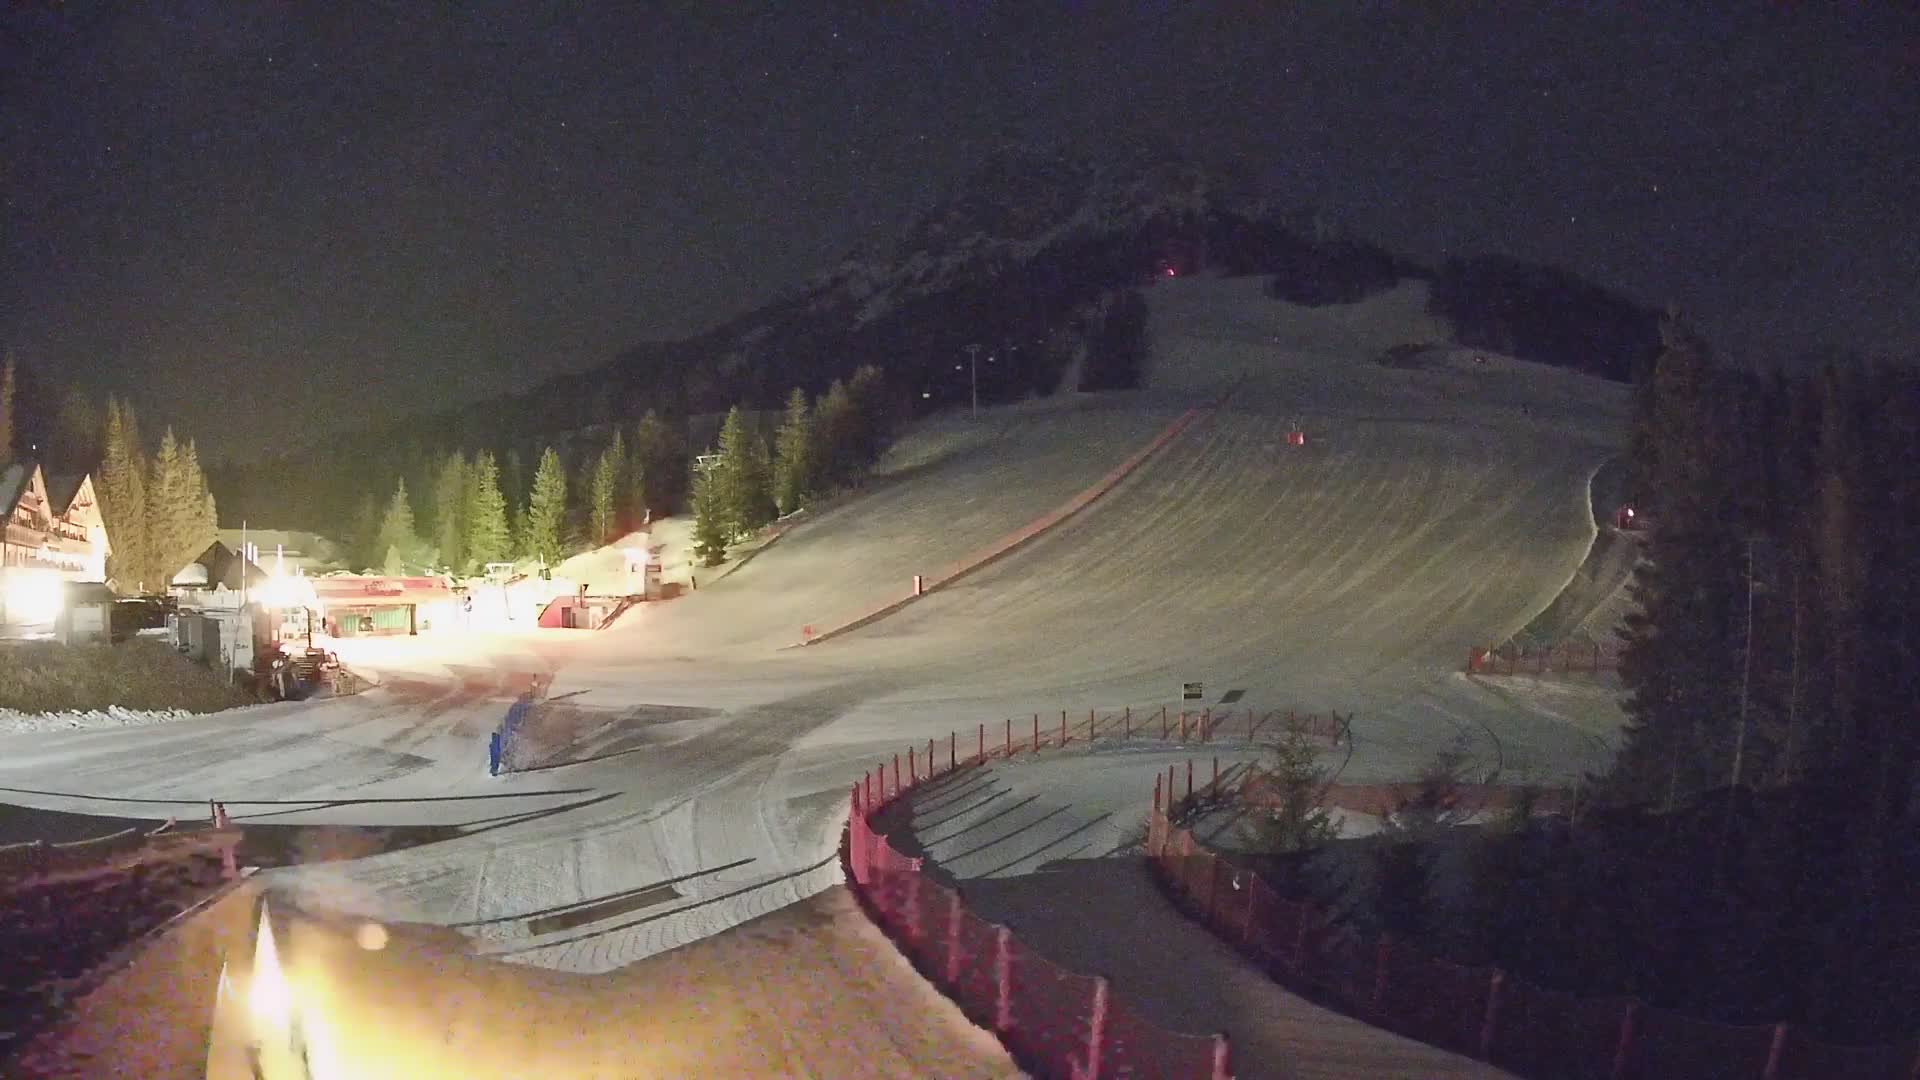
[
  {"xmin": 0, "ymin": 277, "xmax": 1629, "ymax": 988},
  {"xmin": 906, "ymin": 756, "xmax": 1512, "ymax": 1079}
]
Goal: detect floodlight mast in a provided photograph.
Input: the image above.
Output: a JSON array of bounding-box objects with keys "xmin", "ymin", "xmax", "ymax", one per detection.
[{"xmin": 965, "ymin": 343, "xmax": 982, "ymax": 418}]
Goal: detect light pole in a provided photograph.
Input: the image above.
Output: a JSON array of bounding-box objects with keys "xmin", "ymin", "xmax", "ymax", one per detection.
[{"xmin": 964, "ymin": 343, "xmax": 982, "ymax": 418}]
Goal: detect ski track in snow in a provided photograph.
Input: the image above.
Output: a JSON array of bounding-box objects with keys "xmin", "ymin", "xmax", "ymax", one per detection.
[{"xmin": 0, "ymin": 277, "xmax": 1630, "ymax": 987}]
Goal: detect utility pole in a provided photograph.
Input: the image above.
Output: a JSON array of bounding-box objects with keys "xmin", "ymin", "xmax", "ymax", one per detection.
[
  {"xmin": 964, "ymin": 344, "xmax": 982, "ymax": 418},
  {"xmin": 1730, "ymin": 536, "xmax": 1757, "ymax": 793},
  {"xmin": 1782, "ymin": 566, "xmax": 1802, "ymax": 784}
]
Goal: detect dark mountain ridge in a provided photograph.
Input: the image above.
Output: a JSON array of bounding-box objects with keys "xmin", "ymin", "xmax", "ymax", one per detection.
[{"xmin": 210, "ymin": 148, "xmax": 1661, "ymax": 530}]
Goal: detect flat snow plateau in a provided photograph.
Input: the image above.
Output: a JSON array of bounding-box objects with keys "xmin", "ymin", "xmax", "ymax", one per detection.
[{"xmin": 4, "ymin": 276, "xmax": 1627, "ymax": 1073}]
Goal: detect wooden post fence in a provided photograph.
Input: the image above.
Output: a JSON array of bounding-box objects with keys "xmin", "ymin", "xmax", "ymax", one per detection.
[
  {"xmin": 945, "ymin": 889, "xmax": 965, "ymax": 985},
  {"xmin": 1085, "ymin": 976, "xmax": 1111, "ymax": 1079},
  {"xmin": 1479, "ymin": 969, "xmax": 1505, "ymax": 1059},
  {"xmin": 994, "ymin": 925, "xmax": 1014, "ymax": 1031}
]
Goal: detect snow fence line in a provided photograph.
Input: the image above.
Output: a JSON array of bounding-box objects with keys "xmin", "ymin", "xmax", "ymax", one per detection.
[
  {"xmin": 485, "ymin": 703, "xmax": 1343, "ymax": 780},
  {"xmin": 0, "ymin": 705, "xmax": 200, "ymax": 735},
  {"xmin": 1466, "ymin": 642, "xmax": 1622, "ymax": 677},
  {"xmin": 1146, "ymin": 776, "xmax": 1920, "ymax": 1080},
  {"xmin": 792, "ymin": 406, "xmax": 1206, "ymax": 648},
  {"xmin": 844, "ymin": 726, "xmax": 1231, "ymax": 1079}
]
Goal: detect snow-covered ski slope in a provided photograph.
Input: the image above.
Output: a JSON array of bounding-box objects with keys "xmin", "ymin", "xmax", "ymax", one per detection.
[
  {"xmin": 0, "ymin": 275, "xmax": 1630, "ymax": 983},
  {"xmin": 812, "ymin": 277, "xmax": 1630, "ymax": 777}
]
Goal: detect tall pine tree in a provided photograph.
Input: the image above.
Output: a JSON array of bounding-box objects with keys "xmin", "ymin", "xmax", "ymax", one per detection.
[
  {"xmin": 464, "ymin": 451, "xmax": 510, "ymax": 570},
  {"xmin": 1614, "ymin": 317, "xmax": 1746, "ymax": 807},
  {"xmin": 348, "ymin": 492, "xmax": 381, "ymax": 572},
  {"xmin": 845, "ymin": 365, "xmax": 895, "ymax": 469},
  {"xmin": 589, "ymin": 430, "xmax": 624, "ymax": 545},
  {"xmin": 715, "ymin": 406, "xmax": 774, "ymax": 539},
  {"xmin": 183, "ymin": 437, "xmax": 218, "ymax": 549},
  {"xmin": 0, "ymin": 354, "xmax": 15, "ymax": 467},
  {"xmin": 375, "ymin": 478, "xmax": 420, "ymax": 574},
  {"xmin": 814, "ymin": 378, "xmax": 858, "ymax": 488},
  {"xmin": 146, "ymin": 428, "xmax": 190, "ymax": 587},
  {"xmin": 50, "ymin": 385, "xmax": 98, "ymax": 465},
  {"xmin": 773, "ymin": 387, "xmax": 817, "ymax": 514},
  {"xmin": 690, "ymin": 460, "xmax": 729, "ymax": 567},
  {"xmin": 96, "ymin": 398, "xmax": 148, "ymax": 591},
  {"xmin": 523, "ymin": 447, "xmax": 568, "ymax": 565},
  {"xmin": 629, "ymin": 411, "xmax": 684, "ymax": 519},
  {"xmin": 501, "ymin": 447, "xmax": 527, "ymax": 547},
  {"xmin": 431, "ymin": 451, "xmax": 468, "ymax": 574}
]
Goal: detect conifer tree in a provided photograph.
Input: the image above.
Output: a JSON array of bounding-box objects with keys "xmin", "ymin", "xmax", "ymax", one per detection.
[
  {"xmin": 0, "ymin": 354, "xmax": 15, "ymax": 467},
  {"xmin": 523, "ymin": 446, "xmax": 568, "ymax": 565},
  {"xmin": 773, "ymin": 387, "xmax": 817, "ymax": 514},
  {"xmin": 590, "ymin": 430, "xmax": 623, "ymax": 544},
  {"xmin": 845, "ymin": 364, "xmax": 894, "ymax": 467},
  {"xmin": 1614, "ymin": 319, "xmax": 1749, "ymax": 806},
  {"xmin": 431, "ymin": 452, "xmax": 468, "ymax": 574},
  {"xmin": 630, "ymin": 411, "xmax": 684, "ymax": 518},
  {"xmin": 97, "ymin": 398, "xmax": 148, "ymax": 591},
  {"xmin": 182, "ymin": 437, "xmax": 218, "ymax": 547},
  {"xmin": 349, "ymin": 492, "xmax": 381, "ymax": 572},
  {"xmin": 690, "ymin": 461, "xmax": 729, "ymax": 567},
  {"xmin": 146, "ymin": 428, "xmax": 191, "ymax": 586},
  {"xmin": 50, "ymin": 385, "xmax": 98, "ymax": 465},
  {"xmin": 814, "ymin": 379, "xmax": 857, "ymax": 488},
  {"xmin": 501, "ymin": 447, "xmax": 526, "ymax": 543},
  {"xmin": 375, "ymin": 478, "xmax": 419, "ymax": 574},
  {"xmin": 464, "ymin": 451, "xmax": 510, "ymax": 571},
  {"xmin": 716, "ymin": 406, "xmax": 774, "ymax": 538}
]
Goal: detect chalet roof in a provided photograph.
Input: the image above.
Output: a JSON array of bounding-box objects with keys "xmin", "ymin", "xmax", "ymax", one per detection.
[
  {"xmin": 0, "ymin": 463, "xmax": 25, "ymax": 518},
  {"xmin": 2, "ymin": 461, "xmax": 98, "ymax": 519},
  {"xmin": 177, "ymin": 541, "xmax": 271, "ymax": 590},
  {"xmin": 214, "ymin": 528, "xmax": 345, "ymax": 572},
  {"xmin": 45, "ymin": 473, "xmax": 85, "ymax": 515}
]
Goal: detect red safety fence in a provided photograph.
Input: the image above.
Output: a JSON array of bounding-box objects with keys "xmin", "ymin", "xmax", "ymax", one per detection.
[
  {"xmin": 1147, "ymin": 787, "xmax": 1920, "ymax": 1080},
  {"xmin": 2, "ymin": 810, "xmax": 242, "ymax": 885},
  {"xmin": 845, "ymin": 732, "xmax": 1231, "ymax": 1078},
  {"xmin": 959, "ymin": 706, "xmax": 1345, "ymax": 762},
  {"xmin": 1235, "ymin": 773, "xmax": 1576, "ymax": 819},
  {"xmin": 1467, "ymin": 642, "xmax": 1623, "ymax": 676}
]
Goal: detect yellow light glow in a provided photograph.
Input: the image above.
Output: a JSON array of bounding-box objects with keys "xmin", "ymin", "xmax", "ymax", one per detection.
[
  {"xmin": 2, "ymin": 569, "xmax": 63, "ymax": 624},
  {"xmin": 355, "ymin": 921, "xmax": 389, "ymax": 951},
  {"xmin": 248, "ymin": 904, "xmax": 292, "ymax": 1036},
  {"xmin": 260, "ymin": 571, "xmax": 318, "ymax": 610}
]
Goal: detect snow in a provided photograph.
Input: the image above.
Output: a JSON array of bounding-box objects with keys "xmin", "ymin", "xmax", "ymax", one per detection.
[
  {"xmin": 0, "ymin": 275, "xmax": 1634, "ymax": 1072},
  {"xmin": 899, "ymin": 756, "xmax": 1510, "ymax": 1078},
  {"xmin": 0, "ymin": 702, "xmax": 282, "ymax": 735},
  {"xmin": 33, "ymin": 880, "xmax": 1021, "ymax": 1079},
  {"xmin": 548, "ymin": 529, "xmax": 651, "ymax": 595},
  {"xmin": 0, "ymin": 706, "xmax": 201, "ymax": 734}
]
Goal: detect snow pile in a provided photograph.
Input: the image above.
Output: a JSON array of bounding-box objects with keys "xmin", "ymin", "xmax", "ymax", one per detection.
[
  {"xmin": 1, "ymin": 705, "xmax": 209, "ymax": 734},
  {"xmin": 551, "ymin": 528, "xmax": 654, "ymax": 594}
]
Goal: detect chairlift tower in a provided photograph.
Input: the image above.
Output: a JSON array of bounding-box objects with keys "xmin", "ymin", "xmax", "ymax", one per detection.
[{"xmin": 964, "ymin": 344, "xmax": 982, "ymax": 418}]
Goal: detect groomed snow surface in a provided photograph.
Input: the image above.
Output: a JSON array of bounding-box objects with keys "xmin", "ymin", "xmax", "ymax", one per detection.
[
  {"xmin": 6, "ymin": 275, "xmax": 1628, "ymax": 1076},
  {"xmin": 903, "ymin": 751, "xmax": 1511, "ymax": 1078},
  {"xmin": 0, "ymin": 705, "xmax": 254, "ymax": 734}
]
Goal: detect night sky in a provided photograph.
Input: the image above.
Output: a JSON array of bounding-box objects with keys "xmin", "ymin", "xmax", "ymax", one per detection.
[{"xmin": 4, "ymin": 4, "xmax": 1916, "ymax": 459}]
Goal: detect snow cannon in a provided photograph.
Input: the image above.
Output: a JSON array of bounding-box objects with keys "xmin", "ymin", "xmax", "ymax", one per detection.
[{"xmin": 1285, "ymin": 417, "xmax": 1306, "ymax": 446}]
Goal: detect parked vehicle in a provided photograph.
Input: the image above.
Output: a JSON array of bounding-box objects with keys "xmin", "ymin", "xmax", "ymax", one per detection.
[
  {"xmin": 253, "ymin": 641, "xmax": 341, "ymax": 702},
  {"xmin": 110, "ymin": 595, "xmax": 177, "ymax": 638}
]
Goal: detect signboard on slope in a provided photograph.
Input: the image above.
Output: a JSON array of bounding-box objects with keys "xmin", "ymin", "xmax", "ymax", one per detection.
[{"xmin": 1182, "ymin": 681, "xmax": 1204, "ymax": 702}]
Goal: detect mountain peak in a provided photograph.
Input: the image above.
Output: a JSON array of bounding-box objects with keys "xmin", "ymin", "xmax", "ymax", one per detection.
[{"xmin": 815, "ymin": 148, "xmax": 1240, "ymax": 324}]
